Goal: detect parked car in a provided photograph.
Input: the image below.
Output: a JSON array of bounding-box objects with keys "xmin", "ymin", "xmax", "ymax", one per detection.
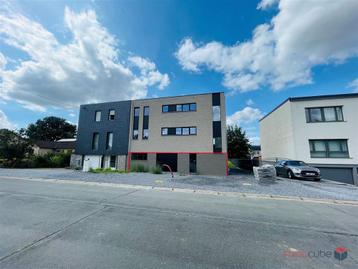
[{"xmin": 275, "ymin": 160, "xmax": 321, "ymax": 181}]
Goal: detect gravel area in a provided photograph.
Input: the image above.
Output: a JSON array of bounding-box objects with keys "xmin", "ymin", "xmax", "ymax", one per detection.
[{"xmin": 0, "ymin": 168, "xmax": 357, "ymax": 201}]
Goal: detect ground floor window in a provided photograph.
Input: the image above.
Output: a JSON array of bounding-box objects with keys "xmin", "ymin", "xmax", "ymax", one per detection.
[
  {"xmin": 131, "ymin": 153, "xmax": 148, "ymax": 160},
  {"xmin": 309, "ymin": 139, "xmax": 349, "ymax": 158},
  {"xmin": 110, "ymin": 155, "xmax": 116, "ymax": 168}
]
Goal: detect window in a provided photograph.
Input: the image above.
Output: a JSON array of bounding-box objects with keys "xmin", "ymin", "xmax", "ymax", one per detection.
[
  {"xmin": 309, "ymin": 139, "xmax": 349, "ymax": 158},
  {"xmin": 144, "ymin": 106, "xmax": 150, "ymax": 116},
  {"xmin": 212, "ymin": 106, "xmax": 221, "ymax": 121},
  {"xmin": 142, "ymin": 106, "xmax": 149, "ymax": 139},
  {"xmin": 133, "ymin": 107, "xmax": 139, "ymax": 140},
  {"xmin": 92, "ymin": 133, "xmax": 99, "ymax": 150},
  {"xmin": 161, "ymin": 127, "xmax": 197, "ymax": 136},
  {"xmin": 131, "ymin": 153, "xmax": 147, "ymax": 160},
  {"xmin": 108, "ymin": 110, "xmax": 115, "ymax": 120},
  {"xmin": 110, "ymin": 155, "xmax": 116, "ymax": 168},
  {"xmin": 213, "ymin": 137, "xmax": 222, "ymax": 152},
  {"xmin": 190, "ymin": 127, "xmax": 197, "ymax": 135},
  {"xmin": 162, "ymin": 103, "xmax": 197, "ymax": 113},
  {"xmin": 306, "ymin": 106, "xmax": 344, "ymax": 122},
  {"xmin": 95, "ymin": 111, "xmax": 101, "ymax": 122},
  {"xmin": 182, "ymin": 127, "xmax": 190, "ymax": 135},
  {"xmin": 142, "ymin": 129, "xmax": 149, "ymax": 139},
  {"xmin": 106, "ymin": 132, "xmax": 113, "ymax": 150},
  {"xmin": 162, "ymin": 128, "xmax": 168, "ymax": 136}
]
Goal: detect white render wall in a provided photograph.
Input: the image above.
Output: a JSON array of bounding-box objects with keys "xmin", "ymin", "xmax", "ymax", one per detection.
[
  {"xmin": 260, "ymin": 96, "xmax": 358, "ymax": 165},
  {"xmin": 291, "ymin": 97, "xmax": 358, "ymax": 165},
  {"xmin": 260, "ymin": 101, "xmax": 296, "ymax": 161}
]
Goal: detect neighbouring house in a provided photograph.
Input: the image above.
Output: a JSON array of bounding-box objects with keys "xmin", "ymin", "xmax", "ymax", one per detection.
[
  {"xmin": 71, "ymin": 92, "xmax": 228, "ymax": 175},
  {"xmin": 33, "ymin": 138, "xmax": 76, "ymax": 156},
  {"xmin": 260, "ymin": 93, "xmax": 358, "ymax": 185}
]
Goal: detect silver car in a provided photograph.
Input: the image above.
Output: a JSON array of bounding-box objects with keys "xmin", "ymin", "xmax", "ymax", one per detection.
[{"xmin": 275, "ymin": 160, "xmax": 321, "ymax": 181}]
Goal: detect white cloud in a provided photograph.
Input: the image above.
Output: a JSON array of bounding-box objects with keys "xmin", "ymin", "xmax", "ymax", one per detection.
[
  {"xmin": 248, "ymin": 136, "xmax": 260, "ymax": 145},
  {"xmin": 257, "ymin": 0, "xmax": 279, "ymax": 10},
  {"xmin": 0, "ymin": 7, "xmax": 169, "ymax": 111},
  {"xmin": 226, "ymin": 106, "xmax": 263, "ymax": 126},
  {"xmin": 176, "ymin": 0, "xmax": 358, "ymax": 93},
  {"xmin": 128, "ymin": 56, "xmax": 170, "ymax": 90},
  {"xmin": 0, "ymin": 110, "xmax": 14, "ymax": 129},
  {"xmin": 246, "ymin": 98, "xmax": 254, "ymax": 106},
  {"xmin": 348, "ymin": 78, "xmax": 358, "ymax": 92}
]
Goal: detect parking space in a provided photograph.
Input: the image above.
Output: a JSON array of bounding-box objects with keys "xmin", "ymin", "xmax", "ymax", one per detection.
[{"xmin": 0, "ymin": 168, "xmax": 357, "ymax": 201}]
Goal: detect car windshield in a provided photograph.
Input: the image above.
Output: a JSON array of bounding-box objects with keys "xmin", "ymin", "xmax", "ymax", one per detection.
[{"xmin": 286, "ymin": 161, "xmax": 306, "ymax": 166}]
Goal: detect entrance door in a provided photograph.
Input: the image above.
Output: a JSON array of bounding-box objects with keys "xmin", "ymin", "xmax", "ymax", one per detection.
[
  {"xmin": 190, "ymin": 153, "xmax": 197, "ymax": 173},
  {"xmin": 156, "ymin": 153, "xmax": 178, "ymax": 172}
]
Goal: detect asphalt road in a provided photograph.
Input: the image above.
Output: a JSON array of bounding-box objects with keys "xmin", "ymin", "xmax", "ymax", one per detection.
[{"xmin": 0, "ymin": 177, "xmax": 357, "ymax": 269}]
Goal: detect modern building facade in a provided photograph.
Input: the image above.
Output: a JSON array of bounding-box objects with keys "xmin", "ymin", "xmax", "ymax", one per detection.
[
  {"xmin": 72, "ymin": 92, "xmax": 227, "ymax": 175},
  {"xmin": 260, "ymin": 93, "xmax": 358, "ymax": 185}
]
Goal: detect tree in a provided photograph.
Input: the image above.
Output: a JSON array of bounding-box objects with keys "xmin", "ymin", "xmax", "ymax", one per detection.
[
  {"xmin": 227, "ymin": 125, "xmax": 250, "ymax": 159},
  {"xmin": 0, "ymin": 129, "xmax": 32, "ymax": 161},
  {"xmin": 25, "ymin": 116, "xmax": 76, "ymax": 141}
]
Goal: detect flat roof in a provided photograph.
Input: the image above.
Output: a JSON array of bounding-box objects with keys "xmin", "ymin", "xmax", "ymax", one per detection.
[
  {"xmin": 81, "ymin": 91, "xmax": 224, "ymax": 107},
  {"xmin": 260, "ymin": 92, "xmax": 358, "ymax": 122}
]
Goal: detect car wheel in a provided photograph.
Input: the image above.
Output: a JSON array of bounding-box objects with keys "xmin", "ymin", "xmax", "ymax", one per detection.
[{"xmin": 287, "ymin": 170, "xmax": 294, "ymax": 179}]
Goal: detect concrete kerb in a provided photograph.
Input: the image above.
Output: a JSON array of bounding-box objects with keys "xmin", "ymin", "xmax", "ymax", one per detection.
[{"xmin": 1, "ymin": 175, "xmax": 358, "ymax": 206}]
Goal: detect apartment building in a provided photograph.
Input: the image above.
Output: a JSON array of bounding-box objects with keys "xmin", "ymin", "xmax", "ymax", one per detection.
[
  {"xmin": 260, "ymin": 93, "xmax": 358, "ymax": 185},
  {"xmin": 71, "ymin": 92, "xmax": 228, "ymax": 176}
]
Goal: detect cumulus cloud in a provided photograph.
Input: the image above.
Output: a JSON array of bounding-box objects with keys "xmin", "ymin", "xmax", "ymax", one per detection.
[
  {"xmin": 257, "ymin": 0, "xmax": 279, "ymax": 10},
  {"xmin": 176, "ymin": 0, "xmax": 358, "ymax": 93},
  {"xmin": 348, "ymin": 78, "xmax": 358, "ymax": 92},
  {"xmin": 0, "ymin": 7, "xmax": 169, "ymax": 111},
  {"xmin": 226, "ymin": 106, "xmax": 263, "ymax": 126},
  {"xmin": 0, "ymin": 110, "xmax": 14, "ymax": 129},
  {"xmin": 248, "ymin": 136, "xmax": 260, "ymax": 145},
  {"xmin": 246, "ymin": 99, "xmax": 254, "ymax": 106}
]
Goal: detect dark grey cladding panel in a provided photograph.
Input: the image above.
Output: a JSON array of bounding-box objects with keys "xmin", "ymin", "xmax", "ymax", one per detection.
[{"xmin": 75, "ymin": 100, "xmax": 131, "ymax": 155}]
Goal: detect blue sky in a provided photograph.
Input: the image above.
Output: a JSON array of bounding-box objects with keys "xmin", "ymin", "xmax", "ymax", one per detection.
[{"xmin": 1, "ymin": 0, "xmax": 358, "ymax": 144}]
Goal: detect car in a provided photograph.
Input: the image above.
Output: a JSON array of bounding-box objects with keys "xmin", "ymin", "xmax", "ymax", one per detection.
[{"xmin": 275, "ymin": 160, "xmax": 321, "ymax": 181}]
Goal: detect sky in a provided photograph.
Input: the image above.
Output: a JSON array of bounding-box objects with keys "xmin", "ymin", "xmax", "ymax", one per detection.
[{"xmin": 1, "ymin": 0, "xmax": 358, "ymax": 145}]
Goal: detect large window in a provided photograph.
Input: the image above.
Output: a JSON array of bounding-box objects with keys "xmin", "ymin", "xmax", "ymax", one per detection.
[
  {"xmin": 106, "ymin": 132, "xmax": 113, "ymax": 150},
  {"xmin": 161, "ymin": 127, "xmax": 197, "ymax": 136},
  {"xmin": 162, "ymin": 103, "xmax": 197, "ymax": 113},
  {"xmin": 309, "ymin": 139, "xmax": 349, "ymax": 158},
  {"xmin": 142, "ymin": 106, "xmax": 149, "ymax": 139},
  {"xmin": 92, "ymin": 133, "xmax": 99, "ymax": 150},
  {"xmin": 95, "ymin": 111, "xmax": 101, "ymax": 122},
  {"xmin": 108, "ymin": 109, "xmax": 115, "ymax": 121},
  {"xmin": 212, "ymin": 106, "xmax": 221, "ymax": 121},
  {"xmin": 110, "ymin": 155, "xmax": 116, "ymax": 168},
  {"xmin": 305, "ymin": 106, "xmax": 343, "ymax": 122},
  {"xmin": 133, "ymin": 107, "xmax": 140, "ymax": 140}
]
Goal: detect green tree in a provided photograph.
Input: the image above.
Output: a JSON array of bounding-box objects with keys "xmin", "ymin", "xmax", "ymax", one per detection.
[
  {"xmin": 227, "ymin": 125, "xmax": 250, "ymax": 159},
  {"xmin": 0, "ymin": 129, "xmax": 32, "ymax": 161},
  {"xmin": 25, "ymin": 116, "xmax": 76, "ymax": 141}
]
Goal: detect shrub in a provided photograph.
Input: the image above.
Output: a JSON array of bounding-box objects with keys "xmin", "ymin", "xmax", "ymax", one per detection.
[
  {"xmin": 228, "ymin": 160, "xmax": 236, "ymax": 169},
  {"xmin": 130, "ymin": 164, "xmax": 149, "ymax": 172},
  {"xmin": 89, "ymin": 167, "xmax": 125, "ymax": 173},
  {"xmin": 151, "ymin": 165, "xmax": 162, "ymax": 174}
]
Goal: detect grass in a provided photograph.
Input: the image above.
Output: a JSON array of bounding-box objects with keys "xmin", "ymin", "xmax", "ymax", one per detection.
[
  {"xmin": 89, "ymin": 164, "xmax": 163, "ymax": 174},
  {"xmin": 130, "ymin": 164, "xmax": 149, "ymax": 173},
  {"xmin": 150, "ymin": 165, "xmax": 163, "ymax": 174}
]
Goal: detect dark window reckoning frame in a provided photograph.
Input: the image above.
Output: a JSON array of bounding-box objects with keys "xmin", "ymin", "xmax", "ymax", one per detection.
[
  {"xmin": 309, "ymin": 139, "xmax": 349, "ymax": 158},
  {"xmin": 305, "ymin": 106, "xmax": 344, "ymax": 123},
  {"xmin": 162, "ymin": 103, "xmax": 197, "ymax": 113},
  {"xmin": 161, "ymin": 127, "xmax": 197, "ymax": 136}
]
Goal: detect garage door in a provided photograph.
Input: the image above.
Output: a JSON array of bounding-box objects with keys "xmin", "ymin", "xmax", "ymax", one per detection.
[{"xmin": 317, "ymin": 167, "xmax": 354, "ymax": 185}]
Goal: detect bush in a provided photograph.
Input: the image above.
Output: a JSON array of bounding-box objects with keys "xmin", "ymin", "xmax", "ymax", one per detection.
[
  {"xmin": 228, "ymin": 160, "xmax": 236, "ymax": 169},
  {"xmin": 89, "ymin": 167, "xmax": 125, "ymax": 173},
  {"xmin": 10, "ymin": 152, "xmax": 72, "ymax": 168},
  {"xmin": 151, "ymin": 165, "xmax": 162, "ymax": 174},
  {"xmin": 130, "ymin": 164, "xmax": 149, "ymax": 173}
]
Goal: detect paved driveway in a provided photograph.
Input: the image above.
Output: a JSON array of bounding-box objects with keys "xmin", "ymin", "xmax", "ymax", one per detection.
[{"xmin": 0, "ymin": 168, "xmax": 357, "ymax": 201}]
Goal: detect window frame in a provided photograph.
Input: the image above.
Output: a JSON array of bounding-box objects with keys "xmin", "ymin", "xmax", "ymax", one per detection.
[
  {"xmin": 92, "ymin": 132, "xmax": 99, "ymax": 151},
  {"xmin": 161, "ymin": 127, "xmax": 197, "ymax": 136},
  {"xmin": 106, "ymin": 132, "xmax": 113, "ymax": 150},
  {"xmin": 162, "ymin": 103, "xmax": 197, "ymax": 113},
  {"xmin": 95, "ymin": 111, "xmax": 101, "ymax": 122},
  {"xmin": 131, "ymin": 153, "xmax": 148, "ymax": 161},
  {"xmin": 305, "ymin": 106, "xmax": 344, "ymax": 123},
  {"xmin": 108, "ymin": 109, "xmax": 115, "ymax": 121},
  {"xmin": 309, "ymin": 139, "xmax": 349, "ymax": 158}
]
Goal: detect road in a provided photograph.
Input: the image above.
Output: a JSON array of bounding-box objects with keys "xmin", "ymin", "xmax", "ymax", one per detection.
[{"xmin": 0, "ymin": 177, "xmax": 357, "ymax": 269}]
